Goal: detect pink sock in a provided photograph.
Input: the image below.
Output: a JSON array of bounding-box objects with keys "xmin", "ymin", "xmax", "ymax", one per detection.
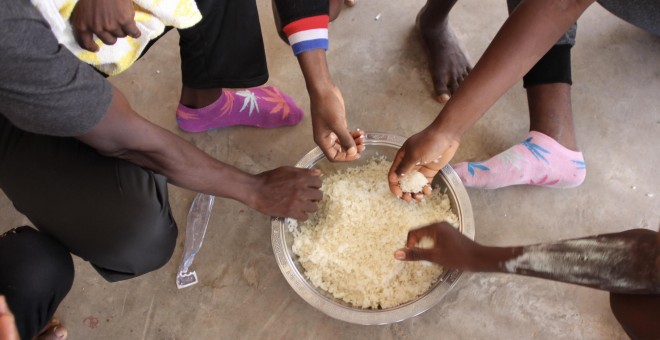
[
  {"xmin": 453, "ymin": 131, "xmax": 586, "ymax": 189},
  {"xmin": 176, "ymin": 86, "xmax": 304, "ymax": 132}
]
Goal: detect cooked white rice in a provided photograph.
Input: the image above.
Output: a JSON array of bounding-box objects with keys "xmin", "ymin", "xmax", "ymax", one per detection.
[
  {"xmin": 399, "ymin": 170, "xmax": 428, "ymax": 193},
  {"xmin": 292, "ymin": 156, "xmax": 459, "ymax": 309}
]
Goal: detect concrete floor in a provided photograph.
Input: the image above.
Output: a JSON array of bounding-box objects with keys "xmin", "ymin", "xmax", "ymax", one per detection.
[{"xmin": 2, "ymin": 0, "xmax": 659, "ymax": 339}]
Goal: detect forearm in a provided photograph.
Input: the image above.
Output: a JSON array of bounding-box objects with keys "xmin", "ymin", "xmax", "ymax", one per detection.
[
  {"xmin": 275, "ymin": 0, "xmax": 331, "ymax": 89},
  {"xmin": 77, "ymin": 87, "xmax": 259, "ymax": 205},
  {"xmin": 474, "ymin": 229, "xmax": 660, "ymax": 294},
  {"xmin": 430, "ymin": 0, "xmax": 595, "ymax": 137},
  {"xmin": 297, "ymin": 49, "xmax": 334, "ymax": 96}
]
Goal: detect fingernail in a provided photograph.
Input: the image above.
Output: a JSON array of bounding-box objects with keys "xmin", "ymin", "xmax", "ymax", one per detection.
[
  {"xmin": 415, "ymin": 162, "xmax": 421, "ymax": 166},
  {"xmin": 394, "ymin": 250, "xmax": 406, "ymax": 260}
]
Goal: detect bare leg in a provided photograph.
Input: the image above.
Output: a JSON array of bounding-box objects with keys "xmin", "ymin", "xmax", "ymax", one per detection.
[
  {"xmin": 417, "ymin": 0, "xmax": 472, "ymax": 103},
  {"xmin": 453, "ymin": 83, "xmax": 585, "ymax": 189},
  {"xmin": 610, "ymin": 293, "xmax": 660, "ymax": 339},
  {"xmin": 527, "ymin": 83, "xmax": 577, "ymax": 151},
  {"xmin": 180, "ymin": 87, "xmax": 221, "ymax": 109}
]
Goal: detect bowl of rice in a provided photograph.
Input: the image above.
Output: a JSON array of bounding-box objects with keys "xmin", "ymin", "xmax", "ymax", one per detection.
[{"xmin": 271, "ymin": 132, "xmax": 474, "ymax": 325}]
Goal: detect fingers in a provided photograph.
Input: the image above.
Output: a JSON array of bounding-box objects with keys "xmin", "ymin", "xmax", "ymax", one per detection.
[
  {"xmin": 351, "ymin": 129, "xmax": 366, "ymax": 153},
  {"xmin": 393, "ymin": 247, "xmax": 434, "ymax": 262},
  {"xmin": 73, "ymin": 23, "xmax": 141, "ymax": 51},
  {"xmin": 323, "ymin": 129, "xmax": 364, "ymax": 162},
  {"xmin": 336, "ymin": 128, "xmax": 358, "ymax": 156},
  {"xmin": 388, "ymin": 149, "xmax": 405, "ymax": 198},
  {"xmin": 75, "ymin": 31, "xmax": 100, "ymax": 52},
  {"xmin": 303, "ymin": 169, "xmax": 323, "ymax": 189},
  {"xmin": 394, "ymin": 146, "xmax": 421, "ymax": 178},
  {"xmin": 302, "ymin": 187, "xmax": 323, "ymax": 202},
  {"xmin": 122, "ymin": 21, "xmax": 141, "ymax": 39},
  {"xmin": 97, "ymin": 31, "xmax": 118, "ymax": 46}
]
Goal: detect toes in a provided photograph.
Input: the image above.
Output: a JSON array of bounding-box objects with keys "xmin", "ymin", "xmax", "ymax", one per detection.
[
  {"xmin": 437, "ymin": 93, "xmax": 451, "ymax": 103},
  {"xmin": 344, "ymin": 0, "xmax": 357, "ymax": 7}
]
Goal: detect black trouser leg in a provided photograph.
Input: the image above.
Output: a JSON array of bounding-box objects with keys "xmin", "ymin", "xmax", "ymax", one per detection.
[
  {"xmin": 0, "ymin": 227, "xmax": 74, "ymax": 339},
  {"xmin": 178, "ymin": 0, "xmax": 269, "ymax": 88},
  {"xmin": 0, "ymin": 113, "xmax": 178, "ymax": 281}
]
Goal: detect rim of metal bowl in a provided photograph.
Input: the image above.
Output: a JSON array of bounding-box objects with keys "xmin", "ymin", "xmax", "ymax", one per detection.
[{"xmin": 271, "ymin": 131, "xmax": 475, "ymax": 325}]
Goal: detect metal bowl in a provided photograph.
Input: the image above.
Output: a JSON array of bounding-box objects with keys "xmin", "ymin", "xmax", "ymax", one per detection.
[{"xmin": 271, "ymin": 132, "xmax": 475, "ymax": 325}]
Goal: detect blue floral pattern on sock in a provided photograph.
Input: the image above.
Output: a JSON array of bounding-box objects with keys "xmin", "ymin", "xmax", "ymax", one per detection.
[
  {"xmin": 572, "ymin": 160, "xmax": 586, "ymax": 170},
  {"xmin": 466, "ymin": 162, "xmax": 490, "ymax": 176},
  {"xmin": 522, "ymin": 137, "xmax": 550, "ymax": 163}
]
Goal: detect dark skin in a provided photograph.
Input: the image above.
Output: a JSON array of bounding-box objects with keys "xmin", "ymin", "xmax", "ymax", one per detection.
[
  {"xmin": 389, "ymin": 0, "xmax": 595, "ymax": 198},
  {"xmin": 417, "ymin": 0, "xmax": 472, "ymax": 103},
  {"xmin": 79, "ymin": 87, "xmax": 324, "ymax": 221},
  {"xmin": 71, "ymin": 0, "xmax": 365, "ymax": 163},
  {"xmin": 395, "ymin": 222, "xmax": 660, "ymax": 338}
]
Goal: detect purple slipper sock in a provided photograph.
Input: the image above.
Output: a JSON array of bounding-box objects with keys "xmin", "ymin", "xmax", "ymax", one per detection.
[{"xmin": 176, "ymin": 86, "xmax": 304, "ymax": 132}]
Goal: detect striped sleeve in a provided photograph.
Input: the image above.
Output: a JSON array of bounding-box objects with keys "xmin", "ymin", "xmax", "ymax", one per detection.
[{"xmin": 282, "ymin": 15, "xmax": 329, "ymax": 55}]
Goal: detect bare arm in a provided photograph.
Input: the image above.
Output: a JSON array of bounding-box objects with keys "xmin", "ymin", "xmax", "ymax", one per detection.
[
  {"xmin": 430, "ymin": 0, "xmax": 596, "ymax": 136},
  {"xmin": 273, "ymin": 0, "xmax": 365, "ymax": 162},
  {"xmin": 395, "ymin": 223, "xmax": 660, "ymax": 294},
  {"xmin": 389, "ymin": 0, "xmax": 597, "ymax": 190},
  {"xmin": 296, "ymin": 50, "xmax": 365, "ymax": 161},
  {"xmin": 77, "ymin": 87, "xmax": 323, "ymax": 221}
]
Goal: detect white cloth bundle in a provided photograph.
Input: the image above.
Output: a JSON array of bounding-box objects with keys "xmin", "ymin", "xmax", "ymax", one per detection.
[{"xmin": 31, "ymin": 0, "xmax": 202, "ymax": 75}]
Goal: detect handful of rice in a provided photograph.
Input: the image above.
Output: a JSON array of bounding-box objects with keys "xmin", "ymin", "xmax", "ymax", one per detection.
[{"xmin": 292, "ymin": 156, "xmax": 459, "ymax": 309}]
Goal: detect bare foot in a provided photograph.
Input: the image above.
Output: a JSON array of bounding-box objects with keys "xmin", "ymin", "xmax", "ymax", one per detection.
[
  {"xmin": 416, "ymin": 2, "xmax": 471, "ymax": 103},
  {"xmin": 344, "ymin": 0, "xmax": 357, "ymax": 7},
  {"xmin": 33, "ymin": 318, "xmax": 67, "ymax": 340}
]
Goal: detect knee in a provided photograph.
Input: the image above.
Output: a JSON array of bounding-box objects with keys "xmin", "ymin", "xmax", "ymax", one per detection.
[
  {"xmin": 93, "ymin": 213, "xmax": 178, "ymax": 282},
  {"xmin": 0, "ymin": 227, "xmax": 74, "ymax": 340},
  {"xmin": 128, "ymin": 215, "xmax": 178, "ymax": 274},
  {"xmin": 0, "ymin": 226, "xmax": 74, "ymax": 311}
]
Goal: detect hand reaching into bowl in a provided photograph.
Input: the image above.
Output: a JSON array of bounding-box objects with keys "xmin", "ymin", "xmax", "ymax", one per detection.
[
  {"xmin": 250, "ymin": 167, "xmax": 323, "ymax": 221},
  {"xmin": 393, "ymin": 222, "xmax": 481, "ymax": 271},
  {"xmin": 309, "ymin": 84, "xmax": 366, "ymax": 162},
  {"xmin": 388, "ymin": 128, "xmax": 460, "ymax": 202}
]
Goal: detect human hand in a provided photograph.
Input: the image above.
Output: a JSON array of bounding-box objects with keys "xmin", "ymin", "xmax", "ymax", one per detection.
[
  {"xmin": 70, "ymin": 0, "xmax": 141, "ymax": 52},
  {"xmin": 0, "ymin": 296, "xmax": 19, "ymax": 340},
  {"xmin": 250, "ymin": 167, "xmax": 323, "ymax": 221},
  {"xmin": 393, "ymin": 222, "xmax": 481, "ymax": 271},
  {"xmin": 388, "ymin": 127, "xmax": 460, "ymax": 202},
  {"xmin": 310, "ymin": 85, "xmax": 365, "ymax": 162}
]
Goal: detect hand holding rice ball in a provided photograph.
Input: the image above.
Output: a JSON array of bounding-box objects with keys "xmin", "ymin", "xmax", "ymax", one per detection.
[
  {"xmin": 398, "ymin": 170, "xmax": 431, "ymax": 196},
  {"xmin": 387, "ymin": 129, "xmax": 460, "ymax": 202}
]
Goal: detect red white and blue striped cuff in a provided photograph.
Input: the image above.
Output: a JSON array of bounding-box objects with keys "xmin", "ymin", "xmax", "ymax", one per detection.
[{"xmin": 283, "ymin": 15, "xmax": 329, "ymax": 55}]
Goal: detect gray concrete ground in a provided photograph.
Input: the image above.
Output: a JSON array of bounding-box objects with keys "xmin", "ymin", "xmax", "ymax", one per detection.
[{"xmin": 1, "ymin": 0, "xmax": 659, "ymax": 339}]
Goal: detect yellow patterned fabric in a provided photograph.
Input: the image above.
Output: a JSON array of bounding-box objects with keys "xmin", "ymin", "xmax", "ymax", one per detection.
[{"xmin": 31, "ymin": 0, "xmax": 202, "ymax": 75}]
